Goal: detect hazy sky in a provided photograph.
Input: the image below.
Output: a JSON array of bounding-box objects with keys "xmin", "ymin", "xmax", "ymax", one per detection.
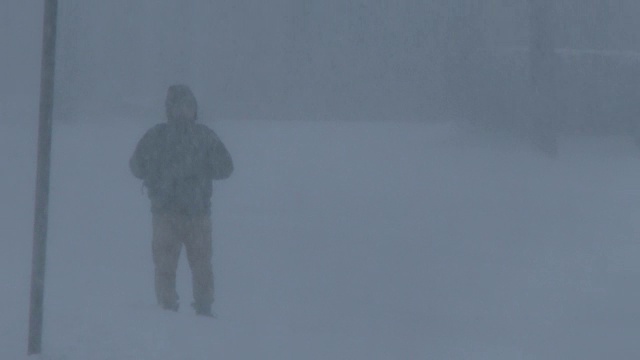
[{"xmin": 2, "ymin": 1, "xmax": 640, "ymax": 124}]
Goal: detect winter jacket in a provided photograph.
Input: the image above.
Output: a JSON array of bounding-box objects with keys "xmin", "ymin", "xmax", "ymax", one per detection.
[{"xmin": 130, "ymin": 122, "xmax": 233, "ymax": 215}]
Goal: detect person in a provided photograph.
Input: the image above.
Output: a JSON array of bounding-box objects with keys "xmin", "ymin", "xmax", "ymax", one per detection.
[{"xmin": 129, "ymin": 85, "xmax": 233, "ymax": 316}]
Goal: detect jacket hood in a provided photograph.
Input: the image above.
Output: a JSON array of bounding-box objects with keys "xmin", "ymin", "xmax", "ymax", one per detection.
[{"xmin": 165, "ymin": 84, "xmax": 198, "ymax": 124}]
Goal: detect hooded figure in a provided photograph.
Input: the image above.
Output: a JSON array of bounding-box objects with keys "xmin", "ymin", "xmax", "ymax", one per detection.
[{"xmin": 130, "ymin": 85, "xmax": 233, "ymax": 316}]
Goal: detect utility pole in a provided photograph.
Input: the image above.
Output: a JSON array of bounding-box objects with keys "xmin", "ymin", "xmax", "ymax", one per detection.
[{"xmin": 28, "ymin": 0, "xmax": 58, "ymax": 355}]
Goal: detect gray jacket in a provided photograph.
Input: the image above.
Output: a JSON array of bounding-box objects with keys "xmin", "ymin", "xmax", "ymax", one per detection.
[{"xmin": 130, "ymin": 123, "xmax": 233, "ymax": 215}]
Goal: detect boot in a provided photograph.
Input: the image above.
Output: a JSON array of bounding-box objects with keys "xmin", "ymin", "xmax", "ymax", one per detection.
[
  {"xmin": 192, "ymin": 302, "xmax": 213, "ymax": 317},
  {"xmin": 160, "ymin": 301, "xmax": 179, "ymax": 312}
]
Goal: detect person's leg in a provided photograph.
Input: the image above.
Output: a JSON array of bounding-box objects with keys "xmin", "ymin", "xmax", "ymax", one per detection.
[
  {"xmin": 152, "ymin": 213, "xmax": 183, "ymax": 310},
  {"xmin": 183, "ymin": 215, "xmax": 214, "ymax": 315}
]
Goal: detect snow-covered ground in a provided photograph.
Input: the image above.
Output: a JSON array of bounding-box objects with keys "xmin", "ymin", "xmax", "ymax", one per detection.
[{"xmin": 2, "ymin": 117, "xmax": 640, "ymax": 359}]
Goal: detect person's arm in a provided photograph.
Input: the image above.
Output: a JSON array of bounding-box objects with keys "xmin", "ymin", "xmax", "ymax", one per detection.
[
  {"xmin": 129, "ymin": 126, "xmax": 160, "ymax": 180},
  {"xmin": 208, "ymin": 130, "xmax": 234, "ymax": 180},
  {"xmin": 129, "ymin": 149, "xmax": 146, "ymax": 179}
]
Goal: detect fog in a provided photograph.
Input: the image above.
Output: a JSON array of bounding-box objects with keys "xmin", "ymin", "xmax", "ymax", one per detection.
[
  {"xmin": 4, "ymin": 2, "xmax": 640, "ymax": 126},
  {"xmin": 2, "ymin": 1, "xmax": 640, "ymax": 359}
]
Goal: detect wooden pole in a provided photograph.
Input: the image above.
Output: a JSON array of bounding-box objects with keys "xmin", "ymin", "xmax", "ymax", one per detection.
[{"xmin": 28, "ymin": 0, "xmax": 58, "ymax": 355}]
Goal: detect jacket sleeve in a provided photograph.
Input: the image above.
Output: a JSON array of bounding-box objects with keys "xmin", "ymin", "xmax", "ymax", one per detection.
[
  {"xmin": 208, "ymin": 131, "xmax": 234, "ymax": 180},
  {"xmin": 129, "ymin": 127, "xmax": 157, "ymax": 180}
]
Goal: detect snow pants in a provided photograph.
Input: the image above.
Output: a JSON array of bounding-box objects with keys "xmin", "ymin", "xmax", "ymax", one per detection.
[{"xmin": 152, "ymin": 213, "xmax": 214, "ymax": 309}]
